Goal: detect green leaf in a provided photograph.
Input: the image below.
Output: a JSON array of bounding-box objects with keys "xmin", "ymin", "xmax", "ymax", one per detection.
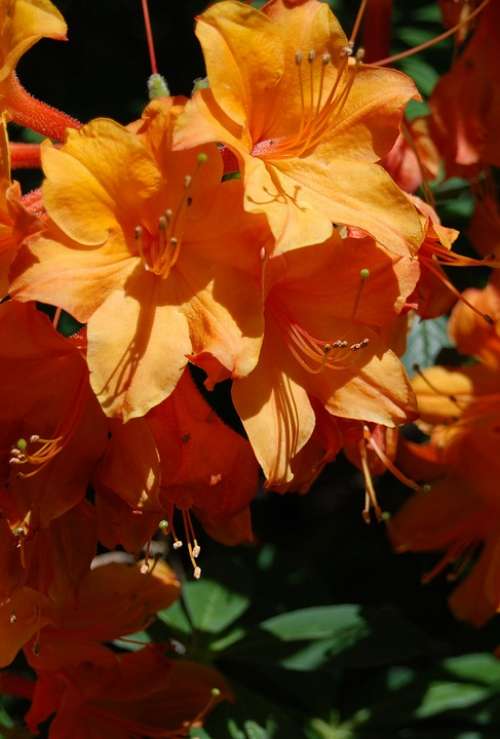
[
  {"xmin": 112, "ymin": 630, "xmax": 150, "ymax": 651},
  {"xmin": 443, "ymin": 654, "xmax": 500, "ymax": 686},
  {"xmin": 203, "ymin": 680, "xmax": 303, "ymax": 739},
  {"xmin": 183, "ymin": 578, "xmax": 250, "ymax": 635},
  {"xmin": 402, "ymin": 315, "xmax": 451, "ymax": 373},
  {"xmin": 260, "ymin": 605, "xmax": 366, "ymax": 644},
  {"xmin": 57, "ymin": 310, "xmax": 84, "ymax": 337},
  {"xmin": 399, "ymin": 57, "xmax": 439, "ymax": 96},
  {"xmin": 415, "ymin": 681, "xmax": 492, "ymax": 718},
  {"xmin": 397, "ymin": 27, "xmax": 436, "ymax": 47},
  {"xmin": 157, "ymin": 599, "xmax": 192, "ymax": 638}
]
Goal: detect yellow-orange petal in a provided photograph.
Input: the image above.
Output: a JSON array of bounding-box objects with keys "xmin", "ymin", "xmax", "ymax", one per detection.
[
  {"xmin": 196, "ymin": 0, "xmax": 284, "ymax": 131},
  {"xmin": 323, "ymin": 350, "xmax": 417, "ymax": 426},
  {"xmin": 232, "ymin": 319, "xmax": 315, "ymax": 485},
  {"xmin": 87, "ymin": 272, "xmax": 190, "ymax": 420},
  {"xmin": 10, "ymin": 234, "xmax": 137, "ymax": 322},
  {"xmin": 264, "ymin": 156, "xmax": 423, "ymax": 254},
  {"xmin": 0, "ymin": 0, "xmax": 66, "ymax": 84},
  {"xmin": 42, "ymin": 119, "xmax": 161, "ymax": 245}
]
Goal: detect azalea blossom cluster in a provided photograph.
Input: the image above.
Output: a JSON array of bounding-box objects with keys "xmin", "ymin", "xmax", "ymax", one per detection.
[{"xmin": 0, "ymin": 0, "xmax": 499, "ymax": 734}]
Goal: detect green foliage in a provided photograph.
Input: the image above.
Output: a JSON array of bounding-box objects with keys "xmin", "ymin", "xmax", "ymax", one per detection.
[{"xmin": 403, "ymin": 315, "xmax": 452, "ymax": 373}]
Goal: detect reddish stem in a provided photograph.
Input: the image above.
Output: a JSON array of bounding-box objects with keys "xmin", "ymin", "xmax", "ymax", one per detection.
[
  {"xmin": 362, "ymin": 0, "xmax": 393, "ymax": 63},
  {"xmin": 10, "ymin": 142, "xmax": 41, "ymax": 169},
  {"xmin": 5, "ymin": 73, "xmax": 81, "ymax": 141}
]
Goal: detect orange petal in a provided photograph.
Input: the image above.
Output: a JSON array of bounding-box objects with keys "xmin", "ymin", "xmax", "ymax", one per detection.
[
  {"xmin": 232, "ymin": 319, "xmax": 315, "ymax": 485},
  {"xmin": 87, "ymin": 272, "xmax": 190, "ymax": 420}
]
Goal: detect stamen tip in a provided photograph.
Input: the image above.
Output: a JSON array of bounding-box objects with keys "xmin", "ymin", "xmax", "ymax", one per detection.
[
  {"xmin": 194, "ymin": 566, "xmax": 202, "ymax": 579},
  {"xmin": 197, "ymin": 151, "xmax": 208, "ymax": 166}
]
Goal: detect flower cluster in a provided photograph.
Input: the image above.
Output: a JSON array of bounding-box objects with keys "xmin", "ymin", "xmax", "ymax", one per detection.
[{"xmin": 0, "ymin": 0, "xmax": 499, "ymax": 733}]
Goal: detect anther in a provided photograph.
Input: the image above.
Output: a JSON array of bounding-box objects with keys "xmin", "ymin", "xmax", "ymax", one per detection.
[
  {"xmin": 170, "ymin": 237, "xmax": 178, "ymax": 247},
  {"xmin": 9, "ymin": 457, "xmax": 23, "ymax": 465},
  {"xmin": 307, "ymin": 49, "xmax": 316, "ymax": 64},
  {"xmin": 295, "ymin": 50, "xmax": 303, "ymax": 65},
  {"xmin": 158, "ymin": 519, "xmax": 169, "ymax": 533},
  {"xmin": 422, "ymin": 484, "xmax": 432, "ymax": 493},
  {"xmin": 359, "ymin": 268, "xmax": 370, "ymax": 280},
  {"xmin": 16, "ymin": 438, "xmax": 27, "ymax": 452},
  {"xmin": 184, "ymin": 175, "xmax": 192, "ymax": 189},
  {"xmin": 322, "ymin": 53, "xmax": 331, "ymax": 66},
  {"xmin": 484, "ymin": 313, "xmax": 495, "ymax": 326},
  {"xmin": 355, "ymin": 47, "xmax": 365, "ymax": 63},
  {"xmin": 342, "ymin": 41, "xmax": 354, "ymax": 57},
  {"xmin": 193, "ymin": 566, "xmax": 202, "ymax": 579},
  {"xmin": 211, "ymin": 688, "xmax": 221, "ymax": 698},
  {"xmin": 260, "ymin": 247, "xmax": 266, "ymax": 261},
  {"xmin": 165, "ymin": 208, "xmax": 173, "ymax": 221},
  {"xmin": 9, "ymin": 613, "xmax": 16, "ymax": 624},
  {"xmin": 197, "ymin": 152, "xmax": 208, "ymax": 165},
  {"xmin": 173, "ymin": 540, "xmax": 183, "ymax": 550},
  {"xmin": 187, "ymin": 196, "xmax": 193, "ymax": 206},
  {"xmin": 192, "ymin": 543, "xmax": 201, "ymax": 558},
  {"xmin": 134, "ymin": 225, "xmax": 143, "ymax": 240},
  {"xmin": 29, "ymin": 435, "xmax": 39, "ymax": 444}
]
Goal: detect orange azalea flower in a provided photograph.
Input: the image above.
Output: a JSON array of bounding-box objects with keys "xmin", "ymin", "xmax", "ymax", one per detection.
[
  {"xmin": 0, "ymin": 0, "xmax": 79, "ymax": 139},
  {"xmin": 0, "ymin": 500, "xmax": 96, "ymax": 604},
  {"xmin": 0, "ymin": 301, "xmax": 107, "ymax": 530},
  {"xmin": 27, "ymin": 645, "xmax": 230, "ymax": 738},
  {"xmin": 11, "ymin": 105, "xmax": 269, "ymax": 419},
  {"xmin": 447, "ymin": 274, "xmax": 500, "ymax": 369},
  {"xmin": 469, "ymin": 188, "xmax": 500, "ymax": 261},
  {"xmin": 0, "ymin": 586, "xmax": 51, "ymax": 668},
  {"xmin": 148, "ymin": 370, "xmax": 258, "ymax": 566},
  {"xmin": 389, "ymin": 281, "xmax": 500, "ymax": 624},
  {"xmin": 173, "ymin": 0, "xmax": 423, "ymax": 254},
  {"xmin": 0, "ymin": 114, "xmax": 41, "ymax": 296},
  {"xmin": 25, "ymin": 560, "xmax": 179, "ymax": 671},
  {"xmin": 0, "ymin": 0, "xmax": 66, "ymax": 94},
  {"xmin": 381, "ymin": 116, "xmax": 440, "ymax": 194},
  {"xmin": 232, "ymin": 230, "xmax": 419, "ymax": 487},
  {"xmin": 430, "ymin": 0, "xmax": 500, "ymax": 174},
  {"xmin": 0, "ymin": 502, "xmax": 96, "ymax": 667}
]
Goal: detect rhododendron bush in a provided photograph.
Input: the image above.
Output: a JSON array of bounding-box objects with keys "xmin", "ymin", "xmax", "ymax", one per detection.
[{"xmin": 1, "ymin": 0, "xmax": 500, "ymax": 735}]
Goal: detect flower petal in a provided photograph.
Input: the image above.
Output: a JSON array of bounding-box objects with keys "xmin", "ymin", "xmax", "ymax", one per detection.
[{"xmin": 87, "ymin": 272, "xmax": 190, "ymax": 420}]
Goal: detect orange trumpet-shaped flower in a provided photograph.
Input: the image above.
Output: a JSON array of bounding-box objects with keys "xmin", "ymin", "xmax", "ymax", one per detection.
[
  {"xmin": 27, "ymin": 644, "xmax": 230, "ymax": 738},
  {"xmin": 381, "ymin": 117, "xmax": 440, "ymax": 194},
  {"xmin": 0, "ymin": 0, "xmax": 66, "ymax": 86},
  {"xmin": 0, "ymin": 115, "xmax": 41, "ymax": 296},
  {"xmin": 173, "ymin": 0, "xmax": 423, "ymax": 254},
  {"xmin": 0, "ymin": 0, "xmax": 80, "ymax": 139},
  {"xmin": 0, "ymin": 502, "xmax": 97, "ymax": 667},
  {"xmin": 430, "ymin": 0, "xmax": 500, "ymax": 174},
  {"xmin": 11, "ymin": 105, "xmax": 269, "ymax": 420},
  {"xmin": 0, "ymin": 301, "xmax": 108, "ymax": 530},
  {"xmin": 389, "ymin": 281, "xmax": 500, "ymax": 624},
  {"xmin": 149, "ymin": 370, "xmax": 258, "ymax": 556},
  {"xmin": 232, "ymin": 230, "xmax": 419, "ymax": 487},
  {"xmin": 25, "ymin": 560, "xmax": 180, "ymax": 671}
]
